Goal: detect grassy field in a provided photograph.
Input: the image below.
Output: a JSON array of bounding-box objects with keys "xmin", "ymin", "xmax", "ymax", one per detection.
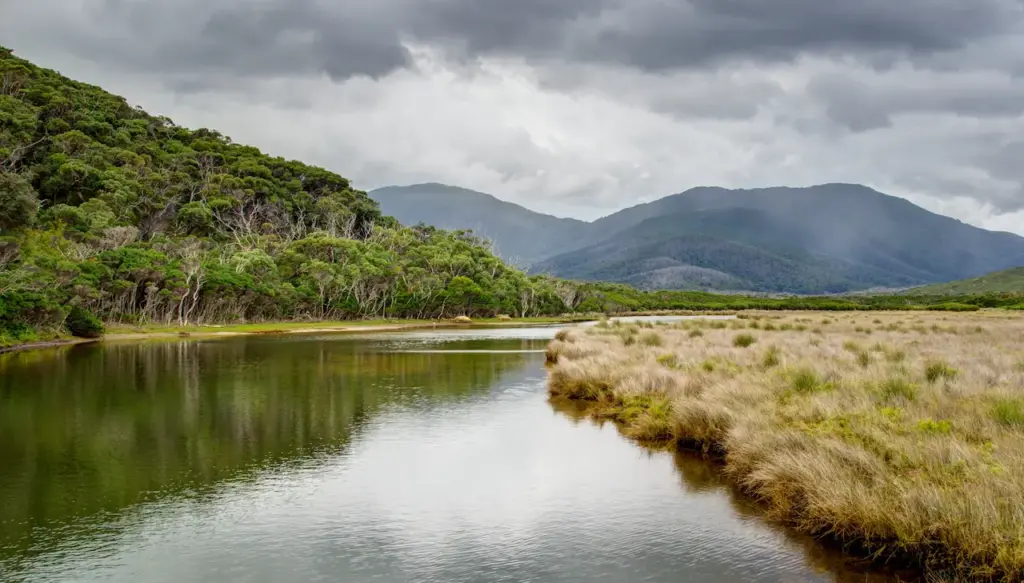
[
  {"xmin": 546, "ymin": 310, "xmax": 1024, "ymax": 580},
  {"xmin": 908, "ymin": 267, "xmax": 1024, "ymax": 295}
]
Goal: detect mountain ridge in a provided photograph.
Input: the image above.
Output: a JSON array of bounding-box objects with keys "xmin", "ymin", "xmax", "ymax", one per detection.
[
  {"xmin": 370, "ymin": 183, "xmax": 591, "ymax": 265},
  {"xmin": 373, "ymin": 183, "xmax": 1024, "ymax": 294}
]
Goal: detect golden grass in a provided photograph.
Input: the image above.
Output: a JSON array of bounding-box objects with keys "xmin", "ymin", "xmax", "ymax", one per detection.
[{"xmin": 546, "ymin": 311, "xmax": 1024, "ymax": 580}]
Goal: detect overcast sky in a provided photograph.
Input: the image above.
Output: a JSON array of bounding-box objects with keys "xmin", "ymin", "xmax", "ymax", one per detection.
[{"xmin": 3, "ymin": 0, "xmax": 1024, "ymax": 232}]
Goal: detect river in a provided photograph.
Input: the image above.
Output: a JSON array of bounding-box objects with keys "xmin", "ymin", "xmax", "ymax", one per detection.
[{"xmin": 0, "ymin": 325, "xmax": 914, "ymax": 582}]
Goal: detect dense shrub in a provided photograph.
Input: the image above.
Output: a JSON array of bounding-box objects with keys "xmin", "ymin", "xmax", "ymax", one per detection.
[{"xmin": 65, "ymin": 306, "xmax": 104, "ymax": 338}]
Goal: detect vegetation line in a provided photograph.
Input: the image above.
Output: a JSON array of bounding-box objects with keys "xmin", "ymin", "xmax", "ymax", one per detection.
[{"xmin": 547, "ymin": 311, "xmax": 1024, "ymax": 580}]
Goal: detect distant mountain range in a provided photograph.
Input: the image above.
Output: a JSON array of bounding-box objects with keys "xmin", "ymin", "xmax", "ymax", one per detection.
[
  {"xmin": 370, "ymin": 183, "xmax": 1024, "ymax": 294},
  {"xmin": 370, "ymin": 184, "xmax": 589, "ymax": 266}
]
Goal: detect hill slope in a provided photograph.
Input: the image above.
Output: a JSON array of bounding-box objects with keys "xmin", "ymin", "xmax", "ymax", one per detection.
[
  {"xmin": 533, "ymin": 184, "xmax": 1024, "ymax": 293},
  {"xmin": 371, "ymin": 183, "xmax": 1024, "ymax": 293},
  {"xmin": 0, "ymin": 46, "xmax": 580, "ymax": 343},
  {"xmin": 370, "ymin": 184, "xmax": 589, "ymax": 265},
  {"xmin": 535, "ymin": 207, "xmax": 925, "ymax": 293},
  {"xmin": 907, "ymin": 267, "xmax": 1024, "ymax": 295}
]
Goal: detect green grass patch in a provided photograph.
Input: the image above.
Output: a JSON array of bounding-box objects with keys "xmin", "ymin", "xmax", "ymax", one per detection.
[
  {"xmin": 917, "ymin": 418, "xmax": 953, "ymax": 434},
  {"xmin": 992, "ymin": 398, "xmax": 1024, "ymax": 428},
  {"xmin": 761, "ymin": 346, "xmax": 781, "ymax": 369},
  {"xmin": 790, "ymin": 368, "xmax": 832, "ymax": 394},
  {"xmin": 924, "ymin": 360, "xmax": 959, "ymax": 384},
  {"xmin": 878, "ymin": 377, "xmax": 919, "ymax": 402},
  {"xmin": 656, "ymin": 354, "xmax": 680, "ymax": 369},
  {"xmin": 733, "ymin": 333, "xmax": 757, "ymax": 348}
]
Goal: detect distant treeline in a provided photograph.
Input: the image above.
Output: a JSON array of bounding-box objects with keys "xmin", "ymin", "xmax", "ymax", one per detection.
[{"xmin": 577, "ymin": 284, "xmax": 1024, "ymax": 314}]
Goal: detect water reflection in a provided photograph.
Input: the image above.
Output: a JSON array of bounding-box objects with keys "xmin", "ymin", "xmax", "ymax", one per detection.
[
  {"xmin": 0, "ymin": 334, "xmax": 541, "ymax": 576},
  {"xmin": 552, "ymin": 399, "xmax": 920, "ymax": 583},
  {"xmin": 0, "ymin": 328, "xmax": 922, "ymax": 583}
]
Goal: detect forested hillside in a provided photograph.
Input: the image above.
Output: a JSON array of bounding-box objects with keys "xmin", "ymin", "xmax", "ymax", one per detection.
[
  {"xmin": 0, "ymin": 47, "xmax": 582, "ymax": 344},
  {"xmin": 370, "ymin": 184, "xmax": 590, "ymax": 265},
  {"xmin": 535, "ymin": 185, "xmax": 1024, "ymax": 292},
  {"xmin": 377, "ymin": 182, "xmax": 1024, "ymax": 293}
]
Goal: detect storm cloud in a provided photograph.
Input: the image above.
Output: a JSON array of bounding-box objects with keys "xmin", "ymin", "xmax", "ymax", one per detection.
[{"xmin": 2, "ymin": 0, "xmax": 1024, "ymax": 230}]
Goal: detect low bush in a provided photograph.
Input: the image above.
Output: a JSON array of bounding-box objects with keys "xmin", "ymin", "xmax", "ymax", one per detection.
[{"xmin": 65, "ymin": 306, "xmax": 104, "ymax": 339}]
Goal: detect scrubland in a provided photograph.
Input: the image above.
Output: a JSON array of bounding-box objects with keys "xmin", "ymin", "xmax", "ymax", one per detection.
[{"xmin": 546, "ymin": 311, "xmax": 1024, "ymax": 580}]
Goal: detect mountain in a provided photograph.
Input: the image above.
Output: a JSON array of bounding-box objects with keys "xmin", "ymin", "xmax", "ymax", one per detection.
[
  {"xmin": 534, "ymin": 184, "xmax": 1024, "ymax": 293},
  {"xmin": 536, "ymin": 184, "xmax": 1024, "ymax": 293},
  {"xmin": 370, "ymin": 184, "xmax": 590, "ymax": 266},
  {"xmin": 374, "ymin": 182, "xmax": 1024, "ymax": 294},
  {"xmin": 907, "ymin": 267, "xmax": 1024, "ymax": 295},
  {"xmin": 533, "ymin": 206, "xmax": 919, "ymax": 293}
]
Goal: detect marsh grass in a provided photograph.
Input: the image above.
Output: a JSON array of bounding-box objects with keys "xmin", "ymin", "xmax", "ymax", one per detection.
[
  {"xmin": 761, "ymin": 346, "xmax": 781, "ymax": 369},
  {"xmin": 925, "ymin": 360, "xmax": 959, "ymax": 384},
  {"xmin": 639, "ymin": 331, "xmax": 664, "ymax": 347},
  {"xmin": 733, "ymin": 333, "xmax": 757, "ymax": 348},
  {"xmin": 992, "ymin": 398, "xmax": 1024, "ymax": 428},
  {"xmin": 855, "ymin": 350, "xmax": 872, "ymax": 368},
  {"xmin": 546, "ymin": 310, "xmax": 1024, "ymax": 579}
]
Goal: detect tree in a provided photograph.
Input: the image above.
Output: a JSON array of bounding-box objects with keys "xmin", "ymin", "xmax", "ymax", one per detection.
[
  {"xmin": 0, "ymin": 172, "xmax": 38, "ymax": 231},
  {"xmin": 445, "ymin": 276, "xmax": 484, "ymax": 316}
]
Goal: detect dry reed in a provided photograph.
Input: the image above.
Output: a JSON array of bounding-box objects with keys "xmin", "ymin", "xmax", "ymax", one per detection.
[{"xmin": 547, "ymin": 311, "xmax": 1024, "ymax": 580}]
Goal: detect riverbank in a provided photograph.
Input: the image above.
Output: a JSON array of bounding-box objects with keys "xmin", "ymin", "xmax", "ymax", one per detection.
[
  {"xmin": 0, "ymin": 315, "xmax": 584, "ymax": 353},
  {"xmin": 104, "ymin": 315, "xmax": 588, "ymax": 337},
  {"xmin": 545, "ymin": 310, "xmax": 1024, "ymax": 580}
]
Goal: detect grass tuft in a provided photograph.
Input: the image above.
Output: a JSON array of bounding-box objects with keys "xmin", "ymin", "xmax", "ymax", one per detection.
[
  {"xmin": 790, "ymin": 367, "xmax": 831, "ymax": 394},
  {"xmin": 656, "ymin": 353, "xmax": 680, "ymax": 369},
  {"xmin": 992, "ymin": 398, "xmax": 1024, "ymax": 428},
  {"xmin": 924, "ymin": 360, "xmax": 959, "ymax": 384},
  {"xmin": 855, "ymin": 350, "xmax": 872, "ymax": 368},
  {"xmin": 916, "ymin": 418, "xmax": 953, "ymax": 434},
  {"xmin": 733, "ymin": 333, "xmax": 756, "ymax": 348},
  {"xmin": 639, "ymin": 331, "xmax": 664, "ymax": 347},
  {"xmin": 878, "ymin": 377, "xmax": 918, "ymax": 402},
  {"xmin": 761, "ymin": 346, "xmax": 781, "ymax": 369},
  {"xmin": 886, "ymin": 349, "xmax": 907, "ymax": 363}
]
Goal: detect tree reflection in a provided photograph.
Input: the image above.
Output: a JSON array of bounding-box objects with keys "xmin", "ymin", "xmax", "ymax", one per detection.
[{"xmin": 0, "ymin": 336, "xmax": 532, "ymax": 567}]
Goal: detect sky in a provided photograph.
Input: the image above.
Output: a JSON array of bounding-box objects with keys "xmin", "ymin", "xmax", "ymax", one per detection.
[{"xmin": 3, "ymin": 0, "xmax": 1024, "ymax": 232}]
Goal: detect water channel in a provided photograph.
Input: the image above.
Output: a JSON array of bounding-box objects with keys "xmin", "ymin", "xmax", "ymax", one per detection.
[{"xmin": 0, "ymin": 325, "xmax": 915, "ymax": 582}]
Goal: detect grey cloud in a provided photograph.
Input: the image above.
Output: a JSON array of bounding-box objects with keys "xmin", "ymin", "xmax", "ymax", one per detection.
[
  {"xmin": 5, "ymin": 0, "xmax": 412, "ymax": 81},
  {"xmin": 535, "ymin": 63, "xmax": 785, "ymax": 121},
  {"xmin": 6, "ymin": 0, "xmax": 1023, "ymax": 86},
  {"xmin": 565, "ymin": 0, "xmax": 1022, "ymax": 72},
  {"xmin": 5, "ymin": 0, "xmax": 1024, "ymax": 231},
  {"xmin": 894, "ymin": 172, "xmax": 1024, "ymax": 214},
  {"xmin": 411, "ymin": 0, "xmax": 602, "ymax": 57},
  {"xmin": 194, "ymin": 0, "xmax": 411, "ymax": 80},
  {"xmin": 972, "ymin": 141, "xmax": 1024, "ymax": 210},
  {"xmin": 808, "ymin": 69, "xmax": 1024, "ymax": 132}
]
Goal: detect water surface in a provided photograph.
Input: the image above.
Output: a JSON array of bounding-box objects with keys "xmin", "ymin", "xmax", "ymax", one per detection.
[{"xmin": 0, "ymin": 326, "xmax": 911, "ymax": 582}]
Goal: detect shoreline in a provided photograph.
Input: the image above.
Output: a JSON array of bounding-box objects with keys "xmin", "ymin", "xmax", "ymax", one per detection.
[
  {"xmin": 545, "ymin": 311, "xmax": 1024, "ymax": 580},
  {"xmin": 0, "ymin": 316, "xmax": 580, "ymax": 354}
]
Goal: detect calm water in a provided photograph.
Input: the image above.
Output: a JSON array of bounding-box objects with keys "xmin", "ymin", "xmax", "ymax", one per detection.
[{"xmin": 0, "ymin": 326, "xmax": 911, "ymax": 583}]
